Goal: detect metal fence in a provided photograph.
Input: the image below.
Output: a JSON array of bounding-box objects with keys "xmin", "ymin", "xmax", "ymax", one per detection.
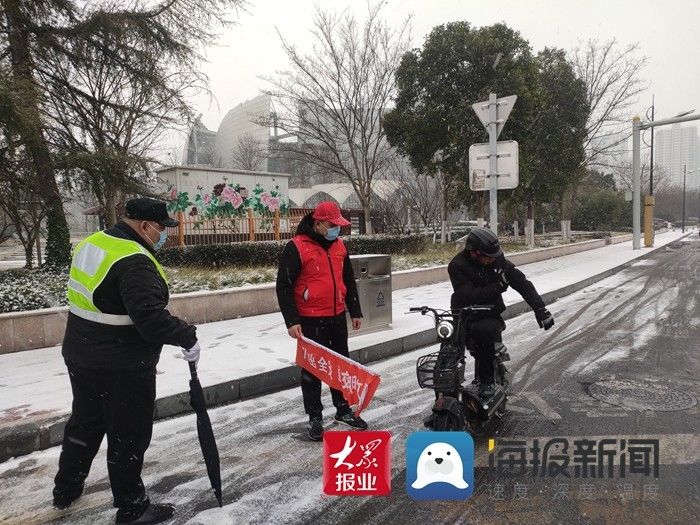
[{"xmin": 164, "ymin": 208, "xmax": 315, "ymax": 247}]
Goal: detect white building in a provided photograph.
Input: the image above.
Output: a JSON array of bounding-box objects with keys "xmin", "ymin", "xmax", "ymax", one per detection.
[
  {"xmin": 156, "ymin": 165, "xmax": 290, "ymax": 211},
  {"xmin": 288, "ymin": 180, "xmax": 400, "ymax": 210},
  {"xmin": 183, "ymin": 95, "xmax": 273, "ymax": 170},
  {"xmin": 655, "ymin": 124, "xmax": 700, "ymax": 189}
]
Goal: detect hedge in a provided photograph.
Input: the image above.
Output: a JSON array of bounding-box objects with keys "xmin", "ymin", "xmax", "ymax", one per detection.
[
  {"xmin": 0, "ymin": 267, "xmax": 69, "ymax": 313},
  {"xmin": 157, "ymin": 234, "xmax": 428, "ymax": 268},
  {"xmin": 344, "ymin": 234, "xmax": 427, "ymax": 256}
]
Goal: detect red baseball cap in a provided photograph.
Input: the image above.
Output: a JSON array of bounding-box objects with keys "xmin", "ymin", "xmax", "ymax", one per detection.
[{"xmin": 312, "ymin": 201, "xmax": 350, "ymax": 226}]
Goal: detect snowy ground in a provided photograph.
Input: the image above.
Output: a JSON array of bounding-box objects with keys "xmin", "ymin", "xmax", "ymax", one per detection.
[
  {"xmin": 0, "ymin": 235, "xmax": 698, "ymax": 525},
  {"xmin": 0, "ymin": 230, "xmax": 688, "ymax": 432}
]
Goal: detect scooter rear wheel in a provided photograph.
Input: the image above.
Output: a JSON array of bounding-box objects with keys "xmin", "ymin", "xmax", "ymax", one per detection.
[{"xmin": 462, "ymin": 396, "xmax": 483, "ymax": 436}]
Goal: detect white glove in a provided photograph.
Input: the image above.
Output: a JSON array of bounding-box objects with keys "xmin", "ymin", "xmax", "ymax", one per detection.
[{"xmin": 181, "ymin": 342, "xmax": 201, "ymax": 364}]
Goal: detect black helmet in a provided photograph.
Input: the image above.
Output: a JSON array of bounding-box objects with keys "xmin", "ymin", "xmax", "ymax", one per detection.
[{"xmin": 466, "ymin": 227, "xmax": 502, "ymax": 257}]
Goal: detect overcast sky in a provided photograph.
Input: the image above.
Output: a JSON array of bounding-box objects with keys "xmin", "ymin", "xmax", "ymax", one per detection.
[{"xmin": 169, "ymin": 0, "xmax": 700, "ymax": 158}]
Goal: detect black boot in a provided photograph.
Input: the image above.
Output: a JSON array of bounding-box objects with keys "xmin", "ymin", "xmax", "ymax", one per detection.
[
  {"xmin": 478, "ymin": 383, "xmax": 496, "ymax": 399},
  {"xmin": 308, "ymin": 417, "xmax": 324, "ymax": 441},
  {"xmin": 115, "ymin": 503, "xmax": 175, "ymax": 524},
  {"xmin": 52, "ymin": 484, "xmax": 84, "ymax": 510}
]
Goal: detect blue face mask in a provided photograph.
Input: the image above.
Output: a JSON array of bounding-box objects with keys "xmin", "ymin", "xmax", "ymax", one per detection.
[
  {"xmin": 154, "ymin": 230, "xmax": 168, "ymax": 251},
  {"xmin": 148, "ymin": 224, "xmax": 168, "ymax": 251},
  {"xmin": 325, "ymin": 225, "xmax": 341, "ymax": 241}
]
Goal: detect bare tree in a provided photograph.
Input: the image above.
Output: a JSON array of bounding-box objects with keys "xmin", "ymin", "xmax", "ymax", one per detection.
[
  {"xmin": 615, "ymin": 162, "xmax": 672, "ymax": 194},
  {"xmin": 230, "ymin": 133, "xmax": 268, "ymax": 171},
  {"xmin": 383, "ymin": 151, "xmax": 443, "ymax": 234},
  {"xmin": 39, "ymin": 29, "xmax": 201, "ymax": 227},
  {"xmin": 261, "ymin": 3, "xmax": 411, "ymax": 233},
  {"xmin": 277, "ymin": 144, "xmax": 332, "ymax": 187},
  {"xmin": 655, "ymin": 184, "xmax": 698, "ymax": 223},
  {"xmin": 0, "ymin": 0, "xmax": 244, "ymax": 265},
  {"xmin": 0, "ymin": 209, "xmax": 14, "ymax": 245},
  {"xmin": 0, "ymin": 146, "xmax": 46, "ymax": 268},
  {"xmin": 571, "ymin": 39, "xmax": 648, "ymax": 169},
  {"xmin": 371, "ymin": 193, "xmax": 406, "ymax": 234}
]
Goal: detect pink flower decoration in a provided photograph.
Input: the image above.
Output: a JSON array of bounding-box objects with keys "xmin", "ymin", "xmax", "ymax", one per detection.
[
  {"xmin": 221, "ymin": 186, "xmax": 236, "ymax": 203},
  {"xmin": 261, "ymin": 192, "xmax": 271, "ymax": 205},
  {"xmin": 231, "ymin": 191, "xmax": 244, "ymax": 209},
  {"xmin": 267, "ymin": 196, "xmax": 280, "ymax": 212},
  {"xmin": 203, "ymin": 194, "xmax": 211, "ymax": 205},
  {"xmin": 169, "ymin": 186, "xmax": 178, "ymax": 200}
]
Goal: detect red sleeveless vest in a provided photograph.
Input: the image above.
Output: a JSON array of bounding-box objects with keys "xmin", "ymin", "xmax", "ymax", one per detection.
[{"xmin": 292, "ymin": 235, "xmax": 347, "ymax": 317}]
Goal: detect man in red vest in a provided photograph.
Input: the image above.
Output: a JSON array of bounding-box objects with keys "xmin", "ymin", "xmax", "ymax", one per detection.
[{"xmin": 276, "ymin": 201, "xmax": 367, "ymax": 441}]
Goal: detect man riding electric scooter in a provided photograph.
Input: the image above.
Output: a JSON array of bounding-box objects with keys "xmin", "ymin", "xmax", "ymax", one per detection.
[{"xmin": 448, "ymin": 227, "xmax": 555, "ymax": 399}]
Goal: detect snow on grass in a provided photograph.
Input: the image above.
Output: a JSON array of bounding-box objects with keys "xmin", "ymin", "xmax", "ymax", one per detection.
[
  {"xmin": 167, "ymin": 266, "xmax": 278, "ymax": 294},
  {"xmin": 0, "ymin": 232, "xmax": 681, "ymax": 314},
  {"xmin": 0, "ymin": 267, "xmax": 69, "ymax": 313}
]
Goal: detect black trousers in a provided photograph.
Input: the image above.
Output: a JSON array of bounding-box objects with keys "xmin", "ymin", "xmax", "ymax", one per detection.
[
  {"xmin": 434, "ymin": 316, "xmax": 506, "ymax": 399},
  {"xmin": 467, "ymin": 317, "xmax": 506, "ymax": 385},
  {"xmin": 54, "ymin": 363, "xmax": 156, "ymax": 511},
  {"xmin": 300, "ymin": 316, "xmax": 351, "ymax": 419}
]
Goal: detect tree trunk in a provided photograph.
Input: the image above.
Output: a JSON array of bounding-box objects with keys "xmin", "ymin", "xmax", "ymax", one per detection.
[
  {"xmin": 23, "ymin": 238, "xmax": 34, "ymax": 269},
  {"xmin": 363, "ymin": 195, "xmax": 372, "ymax": 234},
  {"xmin": 35, "ymin": 234, "xmax": 42, "ymax": 268},
  {"xmin": 526, "ymin": 199, "xmax": 535, "ymax": 248},
  {"xmin": 3, "ymin": 0, "xmax": 71, "ymax": 267},
  {"xmin": 560, "ymin": 192, "xmax": 570, "ymax": 241},
  {"xmin": 104, "ymin": 184, "xmax": 118, "ymax": 228},
  {"xmin": 441, "ymin": 184, "xmax": 448, "ymax": 244},
  {"xmin": 476, "ymin": 192, "xmax": 486, "ymax": 226}
]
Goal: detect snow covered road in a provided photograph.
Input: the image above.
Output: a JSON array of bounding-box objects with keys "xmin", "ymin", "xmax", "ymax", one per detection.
[{"xmin": 1, "ymin": 236, "xmax": 698, "ymax": 525}]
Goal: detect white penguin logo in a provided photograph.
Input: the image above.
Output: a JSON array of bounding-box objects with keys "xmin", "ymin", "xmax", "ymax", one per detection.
[{"xmin": 412, "ymin": 442, "xmax": 469, "ymax": 489}]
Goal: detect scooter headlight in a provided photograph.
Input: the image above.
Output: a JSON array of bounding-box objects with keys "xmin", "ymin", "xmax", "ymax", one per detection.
[{"xmin": 436, "ymin": 320, "xmax": 454, "ymax": 340}]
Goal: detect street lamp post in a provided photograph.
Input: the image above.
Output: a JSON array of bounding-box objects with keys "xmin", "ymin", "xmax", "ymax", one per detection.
[
  {"xmin": 683, "ymin": 165, "xmax": 687, "ymax": 233},
  {"xmin": 632, "ymin": 110, "xmax": 700, "ymax": 249},
  {"xmin": 642, "ymin": 98, "xmax": 655, "ymax": 247},
  {"xmin": 633, "ymin": 117, "xmax": 641, "ymax": 248},
  {"xmin": 683, "ymin": 166, "xmax": 700, "ymax": 233},
  {"xmin": 646, "ymin": 96, "xmax": 655, "ymax": 195}
]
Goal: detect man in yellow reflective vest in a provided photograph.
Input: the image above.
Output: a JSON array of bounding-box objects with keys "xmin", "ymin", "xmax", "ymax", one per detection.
[{"xmin": 53, "ymin": 198, "xmax": 201, "ymax": 524}]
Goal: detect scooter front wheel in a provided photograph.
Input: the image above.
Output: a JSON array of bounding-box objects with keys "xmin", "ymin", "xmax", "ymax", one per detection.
[{"xmin": 433, "ymin": 410, "xmax": 465, "ymax": 431}]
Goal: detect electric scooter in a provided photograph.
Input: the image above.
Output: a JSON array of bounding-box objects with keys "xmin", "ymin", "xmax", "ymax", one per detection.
[{"xmin": 411, "ymin": 305, "xmax": 510, "ymax": 434}]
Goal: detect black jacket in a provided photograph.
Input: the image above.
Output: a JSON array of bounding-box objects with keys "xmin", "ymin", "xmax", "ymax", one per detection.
[
  {"xmin": 276, "ymin": 213, "xmax": 362, "ymax": 327},
  {"xmin": 448, "ymin": 250, "xmax": 545, "ymax": 317},
  {"xmin": 62, "ymin": 222, "xmax": 197, "ymax": 370}
]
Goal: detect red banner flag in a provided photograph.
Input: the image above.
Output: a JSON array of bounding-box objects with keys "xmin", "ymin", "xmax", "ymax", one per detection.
[{"xmin": 295, "ymin": 336, "xmax": 381, "ymax": 416}]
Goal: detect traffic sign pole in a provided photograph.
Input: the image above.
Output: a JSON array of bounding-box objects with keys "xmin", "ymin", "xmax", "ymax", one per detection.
[
  {"xmin": 488, "ymin": 93, "xmax": 498, "ymax": 234},
  {"xmin": 471, "ymin": 93, "xmax": 517, "ymax": 235}
]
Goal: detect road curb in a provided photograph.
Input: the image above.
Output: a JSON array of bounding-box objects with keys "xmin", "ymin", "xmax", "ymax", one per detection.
[{"xmin": 0, "ymin": 234, "xmax": 689, "ymax": 463}]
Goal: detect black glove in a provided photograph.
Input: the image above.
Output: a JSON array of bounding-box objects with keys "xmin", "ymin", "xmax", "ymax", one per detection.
[
  {"xmin": 493, "ymin": 267, "xmax": 509, "ymax": 292},
  {"xmin": 535, "ymin": 307, "xmax": 554, "ymax": 330}
]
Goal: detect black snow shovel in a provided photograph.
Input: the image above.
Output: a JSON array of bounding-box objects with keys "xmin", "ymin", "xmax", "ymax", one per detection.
[{"xmin": 188, "ymin": 361, "xmax": 223, "ymax": 507}]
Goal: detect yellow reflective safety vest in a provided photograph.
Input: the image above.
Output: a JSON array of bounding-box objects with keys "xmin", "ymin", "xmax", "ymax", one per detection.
[{"xmin": 67, "ymin": 231, "xmax": 167, "ymax": 325}]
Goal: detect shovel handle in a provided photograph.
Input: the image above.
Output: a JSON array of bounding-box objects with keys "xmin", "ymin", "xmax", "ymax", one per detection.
[{"xmin": 189, "ymin": 360, "xmax": 198, "ymax": 379}]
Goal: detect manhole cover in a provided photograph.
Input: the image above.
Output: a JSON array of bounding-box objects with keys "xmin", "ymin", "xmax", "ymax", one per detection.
[{"xmin": 587, "ymin": 379, "xmax": 697, "ymax": 412}]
